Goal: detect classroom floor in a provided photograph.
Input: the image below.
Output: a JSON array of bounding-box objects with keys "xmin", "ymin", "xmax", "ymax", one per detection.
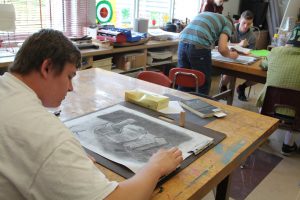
[{"xmin": 202, "ymin": 76, "xmax": 300, "ymax": 200}]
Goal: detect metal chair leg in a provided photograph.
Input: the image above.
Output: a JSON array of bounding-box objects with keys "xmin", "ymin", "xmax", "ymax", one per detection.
[
  {"xmin": 248, "ymin": 86, "xmax": 252, "ymax": 98},
  {"xmin": 218, "ymin": 74, "xmax": 224, "ymax": 93}
]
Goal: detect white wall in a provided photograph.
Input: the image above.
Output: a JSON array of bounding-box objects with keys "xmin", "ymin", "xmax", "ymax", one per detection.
[{"xmin": 222, "ymin": 0, "xmax": 240, "ymax": 17}]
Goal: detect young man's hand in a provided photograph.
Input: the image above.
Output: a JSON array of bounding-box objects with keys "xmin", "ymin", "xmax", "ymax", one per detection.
[
  {"xmin": 238, "ymin": 39, "xmax": 249, "ymax": 47},
  {"xmin": 105, "ymin": 147, "xmax": 183, "ymax": 200},
  {"xmin": 147, "ymin": 147, "xmax": 183, "ymax": 177},
  {"xmin": 229, "ymin": 50, "xmax": 239, "ymax": 59}
]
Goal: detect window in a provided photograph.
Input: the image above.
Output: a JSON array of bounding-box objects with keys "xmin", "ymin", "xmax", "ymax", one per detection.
[
  {"xmin": 0, "ymin": 0, "xmax": 93, "ymax": 42},
  {"xmin": 139, "ymin": 0, "xmax": 172, "ymax": 27},
  {"xmin": 63, "ymin": 0, "xmax": 94, "ymax": 36},
  {"xmin": 1, "ymin": 0, "xmax": 201, "ymax": 44},
  {"xmin": 173, "ymin": 0, "xmax": 199, "ymax": 22}
]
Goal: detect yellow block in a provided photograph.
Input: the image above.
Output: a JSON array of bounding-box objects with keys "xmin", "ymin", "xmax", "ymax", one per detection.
[{"xmin": 125, "ymin": 90, "xmax": 169, "ymax": 111}]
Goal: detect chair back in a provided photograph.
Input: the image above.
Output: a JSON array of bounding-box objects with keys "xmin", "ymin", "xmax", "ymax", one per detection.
[
  {"xmin": 169, "ymin": 67, "xmax": 205, "ymax": 93},
  {"xmin": 261, "ymin": 86, "xmax": 300, "ymax": 131},
  {"xmin": 137, "ymin": 71, "xmax": 172, "ymax": 87}
]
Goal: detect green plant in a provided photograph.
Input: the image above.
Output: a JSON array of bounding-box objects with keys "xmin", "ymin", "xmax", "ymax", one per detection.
[{"xmin": 122, "ymin": 8, "xmax": 130, "ymax": 20}]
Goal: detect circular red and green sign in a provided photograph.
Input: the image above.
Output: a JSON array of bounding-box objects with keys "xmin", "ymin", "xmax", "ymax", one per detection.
[{"xmin": 96, "ymin": 1, "xmax": 113, "ymax": 23}]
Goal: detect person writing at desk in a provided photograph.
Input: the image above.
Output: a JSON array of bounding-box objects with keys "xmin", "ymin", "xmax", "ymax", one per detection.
[
  {"xmin": 178, "ymin": 12, "xmax": 238, "ymax": 95},
  {"xmin": 0, "ymin": 29, "xmax": 183, "ymax": 200},
  {"xmin": 257, "ymin": 25, "xmax": 300, "ymax": 156},
  {"xmin": 220, "ymin": 10, "xmax": 257, "ymax": 101}
]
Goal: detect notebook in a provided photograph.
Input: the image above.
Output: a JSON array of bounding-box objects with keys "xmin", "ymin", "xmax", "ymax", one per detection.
[
  {"xmin": 212, "ymin": 51, "xmax": 258, "ymax": 65},
  {"xmin": 180, "ymin": 99, "xmax": 218, "ymax": 118}
]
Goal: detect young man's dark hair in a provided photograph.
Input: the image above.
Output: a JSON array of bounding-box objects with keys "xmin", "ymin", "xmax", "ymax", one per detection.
[
  {"xmin": 9, "ymin": 29, "xmax": 81, "ymax": 76},
  {"xmin": 241, "ymin": 10, "xmax": 254, "ymax": 21}
]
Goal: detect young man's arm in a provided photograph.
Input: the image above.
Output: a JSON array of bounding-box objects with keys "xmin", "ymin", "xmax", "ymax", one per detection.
[
  {"xmin": 105, "ymin": 147, "xmax": 183, "ymax": 200},
  {"xmin": 218, "ymin": 33, "xmax": 239, "ymax": 59}
]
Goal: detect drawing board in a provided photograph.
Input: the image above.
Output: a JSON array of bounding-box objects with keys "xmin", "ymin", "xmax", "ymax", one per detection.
[{"xmin": 65, "ymin": 104, "xmax": 214, "ymax": 173}]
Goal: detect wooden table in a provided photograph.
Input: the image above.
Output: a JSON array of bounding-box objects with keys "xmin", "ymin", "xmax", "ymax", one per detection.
[
  {"xmin": 212, "ymin": 59, "xmax": 267, "ymax": 105},
  {"xmin": 61, "ymin": 68, "xmax": 278, "ymax": 200}
]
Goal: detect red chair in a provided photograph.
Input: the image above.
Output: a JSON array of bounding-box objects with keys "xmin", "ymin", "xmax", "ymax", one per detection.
[
  {"xmin": 169, "ymin": 67, "xmax": 205, "ymax": 93},
  {"xmin": 137, "ymin": 71, "xmax": 172, "ymax": 88}
]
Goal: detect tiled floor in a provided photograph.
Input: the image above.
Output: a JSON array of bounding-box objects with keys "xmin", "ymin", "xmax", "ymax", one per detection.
[
  {"xmin": 230, "ymin": 149, "xmax": 283, "ymax": 200},
  {"xmin": 202, "ymin": 76, "xmax": 300, "ymax": 200}
]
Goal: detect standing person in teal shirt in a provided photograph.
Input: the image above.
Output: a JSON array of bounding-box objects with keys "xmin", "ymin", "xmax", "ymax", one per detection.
[
  {"xmin": 220, "ymin": 10, "xmax": 257, "ymax": 101},
  {"xmin": 178, "ymin": 12, "xmax": 238, "ymax": 95}
]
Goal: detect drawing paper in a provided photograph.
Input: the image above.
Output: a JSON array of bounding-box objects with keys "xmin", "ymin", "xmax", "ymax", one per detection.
[
  {"xmin": 65, "ymin": 105, "xmax": 213, "ymax": 173},
  {"xmin": 212, "ymin": 51, "xmax": 257, "ymax": 65}
]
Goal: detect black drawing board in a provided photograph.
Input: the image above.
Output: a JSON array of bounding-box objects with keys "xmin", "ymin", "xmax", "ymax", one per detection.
[{"xmin": 66, "ymin": 101, "xmax": 226, "ymax": 186}]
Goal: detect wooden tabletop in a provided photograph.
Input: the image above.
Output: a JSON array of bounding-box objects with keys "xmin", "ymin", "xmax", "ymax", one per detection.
[
  {"xmin": 0, "ymin": 56, "xmax": 14, "ymax": 69},
  {"xmin": 212, "ymin": 58, "xmax": 267, "ymax": 105},
  {"xmin": 61, "ymin": 68, "xmax": 278, "ymax": 200},
  {"xmin": 212, "ymin": 59, "xmax": 266, "ymax": 78}
]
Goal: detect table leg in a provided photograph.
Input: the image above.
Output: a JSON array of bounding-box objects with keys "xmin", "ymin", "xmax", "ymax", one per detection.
[
  {"xmin": 215, "ymin": 174, "xmax": 232, "ymax": 200},
  {"xmin": 227, "ymin": 77, "xmax": 236, "ymax": 105}
]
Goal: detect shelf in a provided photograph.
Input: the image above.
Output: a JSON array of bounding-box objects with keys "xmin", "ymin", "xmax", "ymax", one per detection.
[
  {"xmin": 147, "ymin": 60, "xmax": 177, "ymax": 67},
  {"xmin": 112, "ymin": 67, "xmax": 145, "ymax": 75}
]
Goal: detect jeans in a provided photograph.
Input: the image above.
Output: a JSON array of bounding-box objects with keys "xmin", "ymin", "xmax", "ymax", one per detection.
[{"xmin": 177, "ymin": 42, "xmax": 212, "ymax": 95}]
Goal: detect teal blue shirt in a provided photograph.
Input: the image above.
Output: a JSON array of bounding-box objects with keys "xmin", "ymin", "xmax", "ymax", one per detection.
[{"xmin": 179, "ymin": 12, "xmax": 233, "ymax": 49}]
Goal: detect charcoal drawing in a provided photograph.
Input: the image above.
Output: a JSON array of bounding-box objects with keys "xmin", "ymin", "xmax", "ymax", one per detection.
[{"xmin": 65, "ymin": 105, "xmax": 213, "ymax": 173}]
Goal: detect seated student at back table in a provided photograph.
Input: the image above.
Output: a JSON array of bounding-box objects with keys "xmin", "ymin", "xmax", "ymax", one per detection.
[
  {"xmin": 256, "ymin": 25, "xmax": 300, "ymax": 156},
  {"xmin": 178, "ymin": 12, "xmax": 238, "ymax": 95},
  {"xmin": 199, "ymin": 0, "xmax": 229, "ymax": 14},
  {"xmin": 0, "ymin": 29, "xmax": 183, "ymax": 200},
  {"xmin": 220, "ymin": 10, "xmax": 257, "ymax": 101}
]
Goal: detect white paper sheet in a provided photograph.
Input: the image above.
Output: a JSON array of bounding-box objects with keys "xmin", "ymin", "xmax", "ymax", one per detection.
[
  {"xmin": 212, "ymin": 51, "xmax": 257, "ymax": 65},
  {"xmin": 158, "ymin": 101, "xmax": 184, "ymax": 114},
  {"xmin": 148, "ymin": 29, "xmax": 180, "ymax": 41},
  {"xmin": 0, "ymin": 51, "xmax": 15, "ymax": 58},
  {"xmin": 228, "ymin": 45, "xmax": 251, "ymax": 54}
]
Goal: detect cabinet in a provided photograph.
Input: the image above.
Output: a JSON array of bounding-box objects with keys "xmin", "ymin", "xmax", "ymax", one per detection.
[
  {"xmin": 0, "ymin": 40, "xmax": 179, "ymax": 75},
  {"xmin": 80, "ymin": 40, "xmax": 179, "ymax": 74}
]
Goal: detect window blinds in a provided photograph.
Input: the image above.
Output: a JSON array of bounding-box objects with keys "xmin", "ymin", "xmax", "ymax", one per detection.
[{"xmin": 0, "ymin": 0, "xmax": 92, "ymax": 41}]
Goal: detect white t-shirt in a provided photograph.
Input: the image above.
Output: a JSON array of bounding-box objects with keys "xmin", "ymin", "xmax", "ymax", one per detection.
[{"xmin": 0, "ymin": 73, "xmax": 118, "ymax": 200}]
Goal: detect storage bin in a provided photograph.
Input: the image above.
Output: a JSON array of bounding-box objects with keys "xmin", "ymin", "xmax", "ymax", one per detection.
[
  {"xmin": 114, "ymin": 52, "xmax": 146, "ymax": 71},
  {"xmin": 93, "ymin": 57, "xmax": 112, "ymax": 71}
]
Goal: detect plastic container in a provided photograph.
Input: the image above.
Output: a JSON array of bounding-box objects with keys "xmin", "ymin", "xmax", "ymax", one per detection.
[
  {"xmin": 271, "ymin": 33, "xmax": 279, "ymax": 46},
  {"xmin": 277, "ymin": 32, "xmax": 288, "ymax": 47}
]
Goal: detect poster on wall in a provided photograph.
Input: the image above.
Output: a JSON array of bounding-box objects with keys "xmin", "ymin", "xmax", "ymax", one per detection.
[{"xmin": 96, "ymin": 0, "xmax": 116, "ymax": 24}]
